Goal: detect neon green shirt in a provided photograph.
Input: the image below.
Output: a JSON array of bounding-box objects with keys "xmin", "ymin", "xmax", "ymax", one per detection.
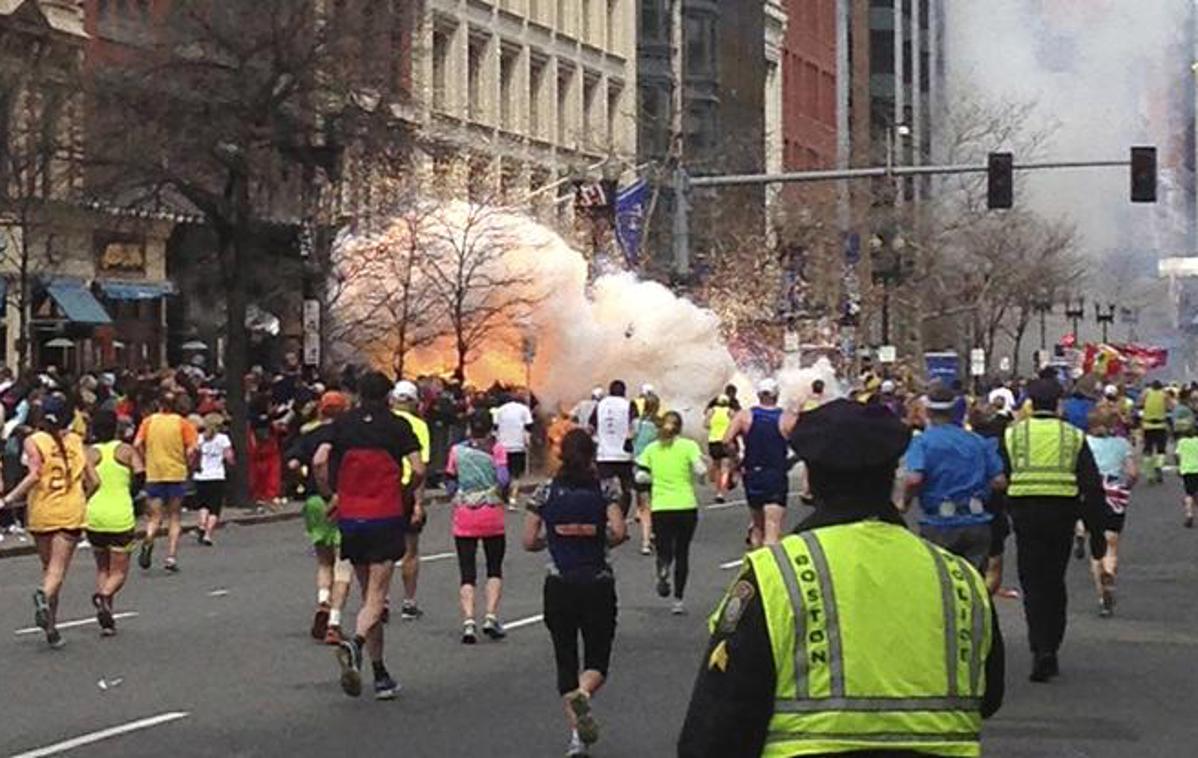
[
  {"xmin": 1178, "ymin": 437, "xmax": 1198, "ymax": 475},
  {"xmin": 637, "ymin": 438, "xmax": 702, "ymax": 511},
  {"xmin": 394, "ymin": 409, "xmax": 430, "ymax": 485}
]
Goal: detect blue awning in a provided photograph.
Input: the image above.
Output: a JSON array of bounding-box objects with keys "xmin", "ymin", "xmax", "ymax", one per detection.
[
  {"xmin": 98, "ymin": 280, "xmax": 176, "ymax": 300},
  {"xmin": 46, "ymin": 281, "xmax": 112, "ymax": 325}
]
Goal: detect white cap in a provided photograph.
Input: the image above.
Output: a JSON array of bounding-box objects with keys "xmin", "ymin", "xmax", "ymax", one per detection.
[
  {"xmin": 591, "ymin": 386, "xmax": 604, "ymax": 399},
  {"xmin": 391, "ymin": 380, "xmax": 419, "ymax": 402},
  {"xmin": 1104, "ymin": 384, "xmax": 1119, "ymax": 398},
  {"xmin": 641, "ymin": 383, "xmax": 655, "ymax": 395},
  {"xmin": 757, "ymin": 378, "xmax": 780, "ymax": 398},
  {"xmin": 881, "ymin": 380, "xmax": 896, "ymax": 394}
]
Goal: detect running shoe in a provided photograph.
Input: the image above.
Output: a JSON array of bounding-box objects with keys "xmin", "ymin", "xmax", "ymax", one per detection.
[
  {"xmin": 482, "ymin": 614, "xmax": 507, "ymax": 640},
  {"xmin": 138, "ymin": 540, "xmax": 153, "ymax": 570},
  {"xmin": 462, "ymin": 619, "xmax": 478, "ymax": 645},
  {"xmin": 566, "ymin": 732, "xmax": 589, "ymax": 757},
  {"xmin": 32, "ymin": 589, "xmax": 50, "ymax": 631},
  {"xmin": 639, "ymin": 544, "xmax": 652, "ymax": 556},
  {"xmin": 655, "ymin": 571, "xmax": 671, "ymax": 599},
  {"xmin": 195, "ymin": 530, "xmax": 205, "ymax": 545},
  {"xmin": 93, "ymin": 593, "xmax": 115, "ymax": 636},
  {"xmin": 566, "ymin": 690, "xmax": 599, "ymax": 746},
  {"xmin": 311, "ymin": 603, "xmax": 331, "ymax": 640},
  {"xmin": 400, "ymin": 601, "xmax": 424, "ymax": 621},
  {"xmin": 1186, "ymin": 516, "xmax": 1194, "ymax": 529},
  {"xmin": 164, "ymin": 557, "xmax": 180, "ymax": 573},
  {"xmin": 374, "ymin": 672, "xmax": 401, "ymax": 701},
  {"xmin": 78, "ymin": 536, "xmax": 91, "ymax": 549},
  {"xmin": 714, "ymin": 494, "xmax": 726, "ymax": 504},
  {"xmin": 199, "ymin": 535, "xmax": 214, "ymax": 547},
  {"xmin": 336, "ymin": 638, "xmax": 363, "ymax": 697},
  {"xmin": 324, "ymin": 625, "xmax": 344, "ymax": 646},
  {"xmin": 46, "ymin": 627, "xmax": 65, "ymax": 650},
  {"xmin": 671, "ymin": 600, "xmax": 687, "ymax": 616},
  {"xmin": 1072, "ymin": 534, "xmax": 1085, "ymax": 560}
]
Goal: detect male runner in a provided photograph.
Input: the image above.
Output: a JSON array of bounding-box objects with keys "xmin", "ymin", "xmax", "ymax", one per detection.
[
  {"xmin": 314, "ymin": 372, "xmax": 424, "ymax": 700},
  {"xmin": 391, "ymin": 381, "xmax": 431, "ymax": 620},
  {"xmin": 591, "ymin": 380, "xmax": 639, "ymax": 516},
  {"xmin": 723, "ymin": 379, "xmax": 797, "ymax": 546},
  {"xmin": 135, "ymin": 391, "xmax": 198, "ymax": 572}
]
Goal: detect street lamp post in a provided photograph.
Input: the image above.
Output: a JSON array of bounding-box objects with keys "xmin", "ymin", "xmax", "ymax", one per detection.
[
  {"xmin": 1032, "ymin": 293, "xmax": 1053, "ymax": 349},
  {"xmin": 1095, "ymin": 303, "xmax": 1117, "ymax": 344},
  {"xmin": 1064, "ymin": 296, "xmax": 1086, "ymax": 343},
  {"xmin": 870, "ymin": 232, "xmax": 907, "ymax": 346}
]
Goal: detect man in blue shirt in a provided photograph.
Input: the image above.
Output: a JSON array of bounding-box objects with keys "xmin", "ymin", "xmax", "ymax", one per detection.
[{"xmin": 903, "ymin": 387, "xmax": 1007, "ymax": 572}]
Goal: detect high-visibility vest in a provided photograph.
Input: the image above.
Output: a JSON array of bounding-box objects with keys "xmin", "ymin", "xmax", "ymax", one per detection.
[
  {"xmin": 1004, "ymin": 416, "xmax": 1083, "ymax": 498},
  {"xmin": 708, "ymin": 406, "xmax": 732, "ymax": 443},
  {"xmin": 1142, "ymin": 389, "xmax": 1168, "ymax": 430},
  {"xmin": 726, "ymin": 521, "xmax": 991, "ymax": 758}
]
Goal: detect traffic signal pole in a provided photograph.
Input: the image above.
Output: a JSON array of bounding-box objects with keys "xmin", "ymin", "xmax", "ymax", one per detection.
[{"xmin": 672, "ymin": 157, "xmax": 1137, "ymax": 275}]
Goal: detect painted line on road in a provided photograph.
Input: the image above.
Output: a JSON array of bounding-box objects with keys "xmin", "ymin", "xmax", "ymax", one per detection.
[
  {"xmin": 10, "ymin": 711, "xmax": 190, "ymax": 758},
  {"xmin": 720, "ymin": 559, "xmax": 745, "ymax": 571},
  {"xmin": 393, "ymin": 551, "xmax": 456, "ymax": 567},
  {"xmin": 506, "ymin": 614, "xmax": 545, "ymax": 631},
  {"xmin": 14, "ymin": 612, "xmax": 138, "ymax": 636}
]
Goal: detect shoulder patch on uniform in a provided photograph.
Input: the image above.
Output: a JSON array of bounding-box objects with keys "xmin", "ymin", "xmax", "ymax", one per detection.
[
  {"xmin": 717, "ymin": 580, "xmax": 756, "ymax": 634},
  {"xmin": 708, "ymin": 639, "xmax": 730, "ymax": 672}
]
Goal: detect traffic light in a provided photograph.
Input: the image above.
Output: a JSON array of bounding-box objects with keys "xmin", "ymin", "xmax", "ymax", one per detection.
[
  {"xmin": 987, "ymin": 152, "xmax": 1013, "ymax": 209},
  {"xmin": 1131, "ymin": 146, "xmax": 1157, "ymax": 203}
]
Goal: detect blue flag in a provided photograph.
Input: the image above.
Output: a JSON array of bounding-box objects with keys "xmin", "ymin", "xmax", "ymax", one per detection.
[{"xmin": 615, "ymin": 179, "xmax": 648, "ymax": 267}]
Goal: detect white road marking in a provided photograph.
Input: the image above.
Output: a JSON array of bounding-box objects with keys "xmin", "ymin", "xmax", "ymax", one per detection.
[
  {"xmin": 720, "ymin": 559, "xmax": 745, "ymax": 571},
  {"xmin": 706, "ymin": 499, "xmax": 747, "ymax": 511},
  {"xmin": 14, "ymin": 612, "xmax": 138, "ymax": 636},
  {"xmin": 207, "ymin": 589, "xmax": 230, "ymax": 597},
  {"xmin": 506, "ymin": 614, "xmax": 544, "ymax": 631},
  {"xmin": 10, "ymin": 711, "xmax": 190, "ymax": 758},
  {"xmin": 420, "ymin": 551, "xmax": 456, "ymax": 563}
]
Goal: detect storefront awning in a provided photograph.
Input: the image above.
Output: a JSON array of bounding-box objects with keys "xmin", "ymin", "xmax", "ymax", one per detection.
[
  {"xmin": 98, "ymin": 280, "xmax": 176, "ymax": 300},
  {"xmin": 46, "ymin": 281, "xmax": 112, "ymax": 325}
]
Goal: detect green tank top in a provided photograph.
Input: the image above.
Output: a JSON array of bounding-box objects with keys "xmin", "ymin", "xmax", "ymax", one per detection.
[
  {"xmin": 708, "ymin": 406, "xmax": 732, "ymax": 442},
  {"xmin": 86, "ymin": 441, "xmax": 135, "ymax": 533}
]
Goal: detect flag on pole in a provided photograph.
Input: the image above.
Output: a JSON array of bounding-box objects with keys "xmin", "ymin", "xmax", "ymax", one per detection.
[{"xmin": 615, "ymin": 178, "xmax": 648, "ymax": 267}]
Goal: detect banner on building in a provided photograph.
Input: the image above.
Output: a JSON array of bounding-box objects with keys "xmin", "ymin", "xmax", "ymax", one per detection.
[{"xmin": 614, "ymin": 178, "xmax": 648, "ymax": 267}]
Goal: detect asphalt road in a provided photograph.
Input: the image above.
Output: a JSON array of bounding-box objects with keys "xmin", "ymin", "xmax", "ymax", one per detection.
[{"xmin": 1, "ymin": 477, "xmax": 1196, "ymax": 757}]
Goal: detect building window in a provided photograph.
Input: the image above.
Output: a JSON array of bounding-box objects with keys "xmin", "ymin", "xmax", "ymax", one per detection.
[
  {"xmin": 607, "ymin": 83, "xmax": 622, "ymax": 148},
  {"xmin": 468, "ymin": 34, "xmax": 487, "ymax": 122},
  {"xmin": 582, "ymin": 74, "xmax": 599, "ymax": 148},
  {"xmin": 500, "ymin": 45, "xmax": 519, "ymax": 131},
  {"xmin": 529, "ymin": 56, "xmax": 546, "ymax": 138},
  {"xmin": 557, "ymin": 65, "xmax": 574, "ymax": 145},
  {"xmin": 432, "ymin": 28, "xmax": 451, "ymax": 112},
  {"xmin": 641, "ymin": 0, "xmax": 663, "ymax": 42},
  {"xmin": 686, "ymin": 101, "xmax": 717, "ymax": 154},
  {"xmin": 685, "ymin": 14, "xmax": 717, "ymax": 77},
  {"xmin": 638, "ymin": 82, "xmax": 669, "ymax": 158}
]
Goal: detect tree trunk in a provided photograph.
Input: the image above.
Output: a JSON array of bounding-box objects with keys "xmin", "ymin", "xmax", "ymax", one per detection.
[{"xmin": 221, "ymin": 227, "xmax": 251, "ymax": 507}]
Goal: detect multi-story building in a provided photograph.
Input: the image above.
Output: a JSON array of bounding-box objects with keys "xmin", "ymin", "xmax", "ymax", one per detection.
[
  {"xmin": 407, "ymin": 0, "xmax": 638, "ymax": 220},
  {"xmin": 781, "ymin": 0, "xmax": 838, "ymax": 172}
]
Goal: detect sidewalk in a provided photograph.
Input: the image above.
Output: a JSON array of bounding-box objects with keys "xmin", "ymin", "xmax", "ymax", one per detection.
[{"xmin": 0, "ymin": 484, "xmax": 540, "ymax": 560}]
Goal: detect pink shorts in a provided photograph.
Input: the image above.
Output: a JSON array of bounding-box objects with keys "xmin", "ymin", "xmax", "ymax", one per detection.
[{"xmin": 452, "ymin": 503, "xmax": 506, "ymax": 539}]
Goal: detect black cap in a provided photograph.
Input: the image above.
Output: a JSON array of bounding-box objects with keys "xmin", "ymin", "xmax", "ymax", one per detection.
[
  {"xmin": 926, "ymin": 385, "xmax": 956, "ymax": 412},
  {"xmin": 789, "ymin": 399, "xmax": 911, "ymax": 472},
  {"xmin": 1027, "ymin": 378, "xmax": 1062, "ymax": 407}
]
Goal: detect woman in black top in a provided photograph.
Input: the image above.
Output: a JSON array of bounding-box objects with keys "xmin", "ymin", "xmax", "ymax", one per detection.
[{"xmin": 524, "ymin": 429, "xmax": 627, "ymax": 758}]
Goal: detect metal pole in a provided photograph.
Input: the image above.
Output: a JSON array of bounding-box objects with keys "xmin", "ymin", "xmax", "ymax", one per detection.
[
  {"xmin": 1039, "ymin": 310, "xmax": 1047, "ymax": 349},
  {"xmin": 672, "ymin": 168, "xmax": 690, "ymax": 277},
  {"xmin": 882, "ymin": 285, "xmax": 891, "ymax": 345}
]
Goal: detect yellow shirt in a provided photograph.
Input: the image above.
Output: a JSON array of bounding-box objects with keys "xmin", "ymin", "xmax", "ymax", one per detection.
[
  {"xmin": 135, "ymin": 412, "xmax": 198, "ymax": 483},
  {"xmin": 394, "ymin": 409, "xmax": 430, "ymax": 486},
  {"xmin": 27, "ymin": 431, "xmax": 87, "ymax": 533}
]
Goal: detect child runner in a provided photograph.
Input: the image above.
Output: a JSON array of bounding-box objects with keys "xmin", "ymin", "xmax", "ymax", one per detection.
[
  {"xmin": 1085, "ymin": 408, "xmax": 1138, "ymax": 617},
  {"xmin": 1, "ymin": 393, "xmax": 99, "ymax": 648},
  {"xmin": 524, "ymin": 429, "xmax": 627, "ymax": 758},
  {"xmin": 445, "ymin": 411, "xmax": 510, "ymax": 643},
  {"xmin": 194, "ymin": 413, "xmax": 233, "ymax": 546},
  {"xmin": 636, "ymin": 411, "xmax": 705, "ymax": 615},
  {"xmin": 1177, "ymin": 427, "xmax": 1198, "ymax": 528}
]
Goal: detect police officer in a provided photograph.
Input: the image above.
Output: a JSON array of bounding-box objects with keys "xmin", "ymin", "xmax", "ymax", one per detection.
[
  {"xmin": 1139, "ymin": 379, "xmax": 1171, "ymax": 483},
  {"xmin": 1002, "ymin": 378, "xmax": 1108, "ymax": 683},
  {"xmin": 679, "ymin": 400, "xmax": 1004, "ymax": 757}
]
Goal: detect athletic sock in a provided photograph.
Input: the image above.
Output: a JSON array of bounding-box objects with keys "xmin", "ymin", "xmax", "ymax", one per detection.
[
  {"xmin": 318, "ymin": 588, "xmax": 331, "ymax": 605},
  {"xmin": 329, "ymin": 608, "xmax": 342, "ymax": 626}
]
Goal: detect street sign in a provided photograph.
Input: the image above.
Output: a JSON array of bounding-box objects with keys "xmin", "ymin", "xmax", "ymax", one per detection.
[
  {"xmin": 783, "ymin": 330, "xmax": 799, "ymax": 353},
  {"xmin": 878, "ymin": 345, "xmax": 897, "ymax": 364},
  {"xmin": 970, "ymin": 348, "xmax": 986, "ymax": 377},
  {"xmin": 999, "ymin": 356, "xmax": 1011, "ymax": 372}
]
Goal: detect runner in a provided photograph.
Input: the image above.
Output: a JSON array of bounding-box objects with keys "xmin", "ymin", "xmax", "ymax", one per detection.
[
  {"xmin": 723, "ymin": 378, "xmax": 798, "ymax": 547},
  {"xmin": 1177, "ymin": 425, "xmax": 1198, "ymax": 528},
  {"xmin": 193, "ymin": 413, "xmax": 232, "ymax": 547},
  {"xmin": 84, "ymin": 408, "xmax": 144, "ymax": 636},
  {"xmin": 391, "ymin": 381, "xmax": 431, "ymax": 621},
  {"xmin": 524, "ymin": 429, "xmax": 627, "ymax": 757},
  {"xmin": 0, "ymin": 393, "xmax": 99, "ymax": 648},
  {"xmin": 703, "ymin": 395, "xmax": 734, "ymax": 503},
  {"xmin": 636, "ymin": 411, "xmax": 705, "ymax": 615},
  {"xmin": 630, "ymin": 394, "xmax": 661, "ymax": 555},
  {"xmin": 288, "ymin": 391, "xmax": 353, "ymax": 645},
  {"xmin": 445, "ymin": 410, "xmax": 510, "ymax": 644},
  {"xmin": 1085, "ymin": 407, "xmax": 1138, "ymax": 616},
  {"xmin": 134, "ymin": 391, "xmax": 199, "ymax": 572},
  {"xmin": 591, "ymin": 380, "xmax": 638, "ymax": 517},
  {"xmin": 313, "ymin": 373, "xmax": 424, "ymax": 700},
  {"xmin": 493, "ymin": 390, "xmax": 533, "ymax": 511},
  {"xmin": 1139, "ymin": 380, "xmax": 1171, "ymax": 484},
  {"xmin": 572, "ymin": 388, "xmax": 604, "ymax": 438}
]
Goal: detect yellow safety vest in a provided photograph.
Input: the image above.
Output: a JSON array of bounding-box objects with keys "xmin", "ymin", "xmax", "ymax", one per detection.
[
  {"xmin": 1004, "ymin": 416, "xmax": 1083, "ymax": 498},
  {"xmin": 725, "ymin": 521, "xmax": 991, "ymax": 758},
  {"xmin": 1142, "ymin": 389, "xmax": 1168, "ymax": 430}
]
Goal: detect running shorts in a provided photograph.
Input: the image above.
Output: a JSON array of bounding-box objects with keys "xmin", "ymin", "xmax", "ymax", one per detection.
[
  {"xmin": 194, "ymin": 480, "xmax": 226, "ymax": 516},
  {"xmin": 1184, "ymin": 473, "xmax": 1198, "ymax": 496},
  {"xmin": 708, "ymin": 442, "xmax": 729, "ymax": 461},
  {"xmin": 339, "ymin": 521, "xmax": 406, "ymax": 565},
  {"xmin": 303, "ymin": 495, "xmax": 341, "ymax": 547},
  {"xmin": 86, "ymin": 529, "xmax": 136, "ymax": 551},
  {"xmin": 145, "ymin": 481, "xmax": 188, "ymax": 502},
  {"xmin": 743, "ymin": 467, "xmax": 788, "ymax": 509},
  {"xmin": 1144, "ymin": 429, "xmax": 1168, "ymax": 455},
  {"xmin": 508, "ymin": 451, "xmax": 528, "ymax": 479}
]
